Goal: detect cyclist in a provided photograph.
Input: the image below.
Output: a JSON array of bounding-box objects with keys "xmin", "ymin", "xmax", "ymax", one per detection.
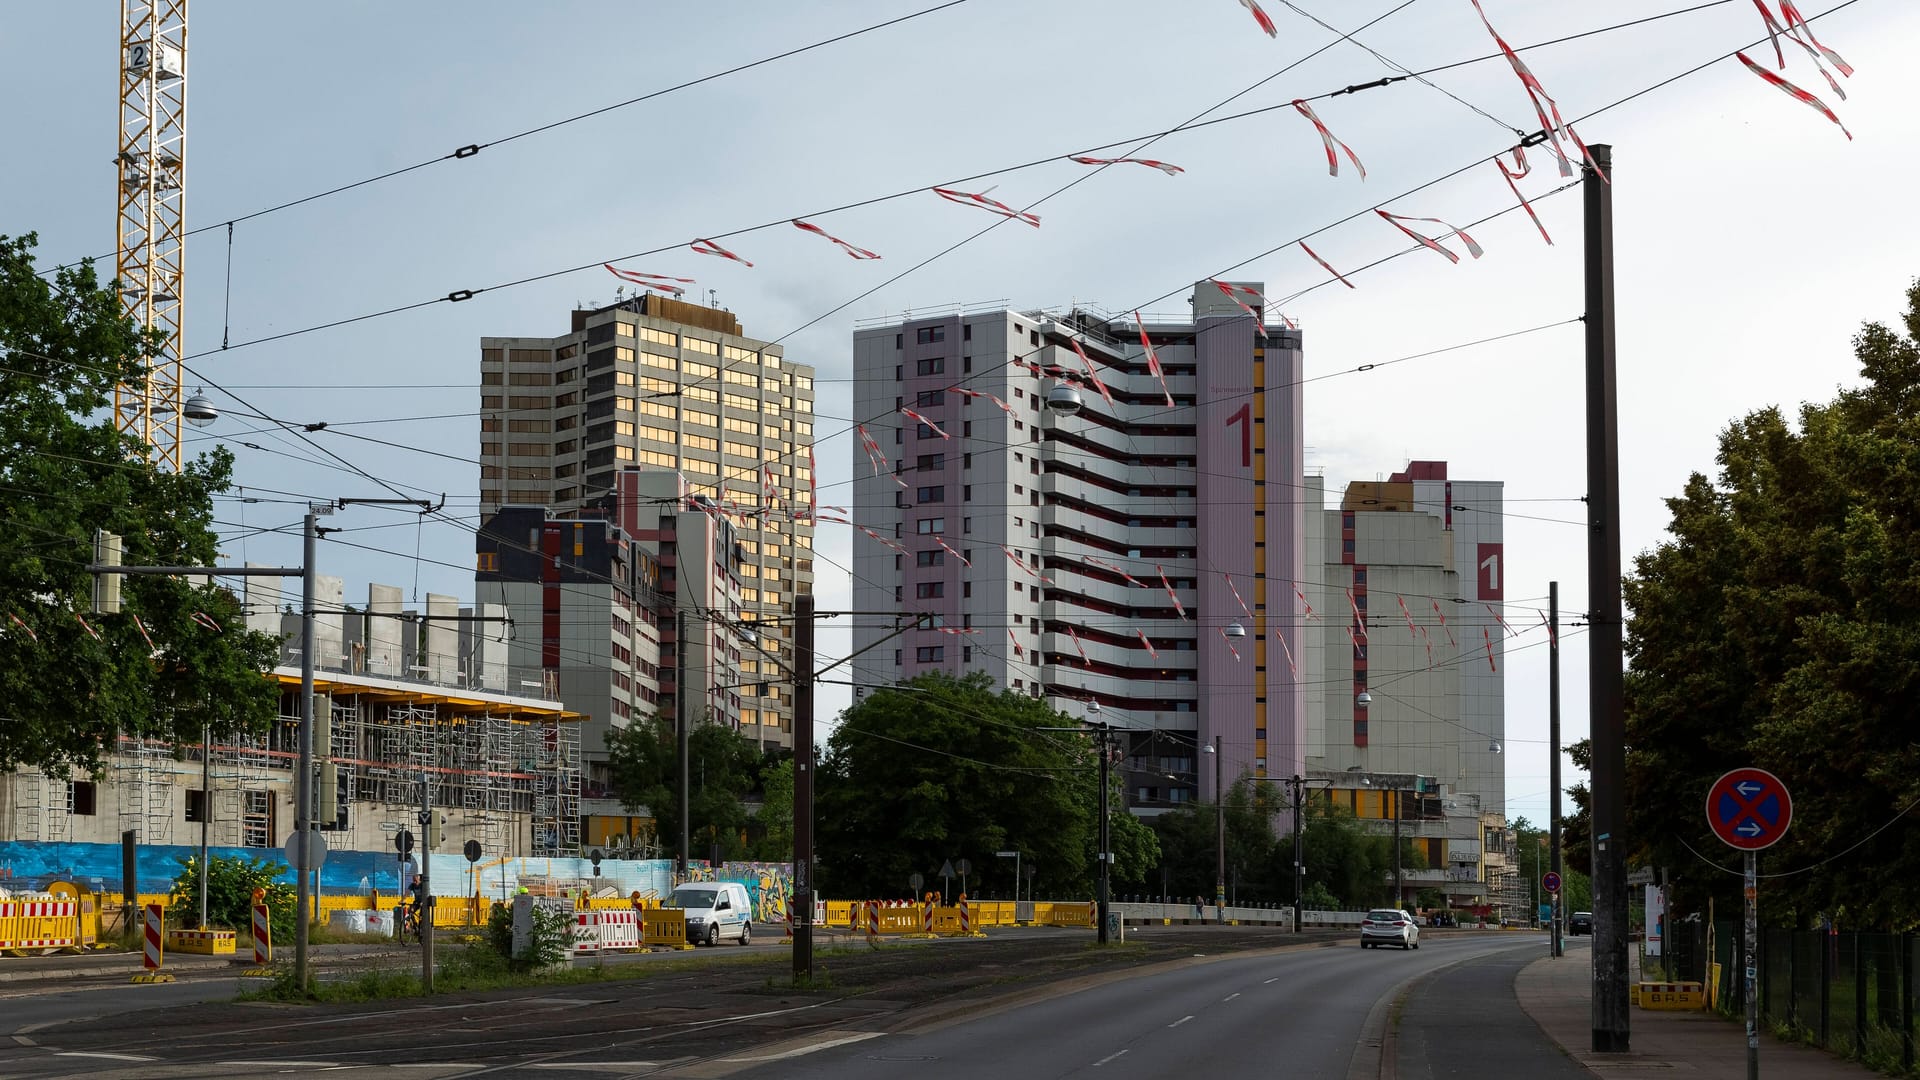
[{"xmin": 398, "ymin": 873, "xmax": 426, "ymax": 942}]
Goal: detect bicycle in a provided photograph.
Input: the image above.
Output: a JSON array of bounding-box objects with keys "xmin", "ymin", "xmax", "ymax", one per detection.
[{"xmin": 396, "ymin": 900, "xmax": 423, "ymax": 943}]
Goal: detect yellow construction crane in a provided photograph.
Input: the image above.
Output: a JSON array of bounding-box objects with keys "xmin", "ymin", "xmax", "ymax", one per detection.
[{"xmin": 115, "ymin": 0, "xmax": 192, "ymax": 469}]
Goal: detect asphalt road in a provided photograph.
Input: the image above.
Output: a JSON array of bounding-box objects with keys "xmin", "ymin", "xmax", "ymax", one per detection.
[{"xmin": 0, "ymin": 928, "xmax": 1548, "ymax": 1079}]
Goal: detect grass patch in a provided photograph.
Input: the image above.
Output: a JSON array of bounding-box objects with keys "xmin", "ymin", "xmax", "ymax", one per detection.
[{"xmin": 236, "ymin": 944, "xmax": 798, "ymax": 1004}]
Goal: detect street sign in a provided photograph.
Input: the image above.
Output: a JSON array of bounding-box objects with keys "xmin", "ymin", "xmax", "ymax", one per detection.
[
  {"xmin": 462, "ymin": 839, "xmax": 483, "ymax": 863},
  {"xmin": 955, "ymin": 858, "xmax": 971, "ymax": 876},
  {"xmin": 909, "ymin": 872, "xmax": 924, "ymax": 892},
  {"xmin": 1542, "ymin": 871, "xmax": 1562, "ymax": 895},
  {"xmin": 1626, "ymin": 865, "xmax": 1655, "ymax": 886},
  {"xmin": 395, "ymin": 829, "xmax": 415, "ymax": 855},
  {"xmin": 285, "ymin": 831, "xmax": 329, "ymax": 872},
  {"xmin": 1706, "ymin": 767, "xmax": 1793, "ymax": 851},
  {"xmin": 938, "ymin": 859, "xmax": 955, "ymax": 879}
]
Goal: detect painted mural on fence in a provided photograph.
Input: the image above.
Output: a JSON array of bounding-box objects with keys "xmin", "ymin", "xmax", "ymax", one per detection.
[{"xmin": 0, "ymin": 840, "xmax": 794, "ymax": 921}]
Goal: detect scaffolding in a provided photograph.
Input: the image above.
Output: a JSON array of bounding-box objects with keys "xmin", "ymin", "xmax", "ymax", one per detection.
[
  {"xmin": 116, "ymin": 737, "xmax": 176, "ymax": 846},
  {"xmin": 533, "ymin": 719, "xmax": 580, "ymax": 857}
]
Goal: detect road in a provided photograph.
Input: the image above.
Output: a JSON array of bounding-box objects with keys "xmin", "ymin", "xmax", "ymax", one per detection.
[{"xmin": 0, "ymin": 929, "xmax": 1549, "ymax": 1078}]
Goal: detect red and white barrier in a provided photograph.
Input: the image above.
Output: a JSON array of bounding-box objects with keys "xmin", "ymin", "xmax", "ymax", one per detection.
[
  {"xmin": 251, "ymin": 904, "xmax": 272, "ymax": 966},
  {"xmin": 958, "ymin": 894, "xmax": 973, "ymax": 935},
  {"xmin": 865, "ymin": 900, "xmax": 879, "ymax": 942},
  {"xmin": 571, "ymin": 910, "xmax": 601, "ymax": 957},
  {"xmin": 143, "ymin": 904, "xmax": 164, "ymax": 970},
  {"xmin": 922, "ymin": 901, "xmax": 934, "ymax": 935},
  {"xmin": 596, "ymin": 909, "xmax": 643, "ymax": 952}
]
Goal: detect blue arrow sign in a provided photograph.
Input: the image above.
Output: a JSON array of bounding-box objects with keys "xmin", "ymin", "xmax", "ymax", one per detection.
[
  {"xmin": 1735, "ymin": 781, "xmax": 1763, "ymax": 798},
  {"xmin": 1706, "ymin": 768, "xmax": 1794, "ymax": 851},
  {"xmin": 1734, "ymin": 821, "xmax": 1763, "ymax": 837}
]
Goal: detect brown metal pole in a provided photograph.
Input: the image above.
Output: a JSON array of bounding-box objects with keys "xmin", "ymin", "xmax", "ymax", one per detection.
[{"xmin": 792, "ymin": 594, "xmax": 815, "ymax": 982}]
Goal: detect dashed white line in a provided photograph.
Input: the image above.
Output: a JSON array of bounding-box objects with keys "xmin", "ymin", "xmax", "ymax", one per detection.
[
  {"xmin": 1168, "ymin": 1015, "xmax": 1195, "ymax": 1028},
  {"xmin": 720, "ymin": 1031, "xmax": 883, "ymax": 1062},
  {"xmin": 55, "ymin": 1052, "xmax": 159, "ymax": 1062},
  {"xmin": 1264, "ymin": 977, "xmax": 1280, "ymax": 984},
  {"xmin": 1094, "ymin": 1049, "xmax": 1129, "ymax": 1066},
  {"xmin": 1223, "ymin": 992, "xmax": 1241, "ymax": 1001}
]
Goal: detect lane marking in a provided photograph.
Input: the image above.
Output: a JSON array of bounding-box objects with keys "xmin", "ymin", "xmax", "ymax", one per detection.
[
  {"xmin": 1223, "ymin": 992, "xmax": 1241, "ymax": 1001},
  {"xmin": 1264, "ymin": 977, "xmax": 1279, "ymax": 984},
  {"xmin": 55, "ymin": 1052, "xmax": 160, "ymax": 1062},
  {"xmin": 215, "ymin": 1061, "xmax": 344, "ymax": 1068},
  {"xmin": 1094, "ymin": 1049, "xmax": 1129, "ymax": 1066},
  {"xmin": 720, "ymin": 1031, "xmax": 883, "ymax": 1062},
  {"xmin": 530, "ymin": 1064, "xmax": 660, "ymax": 1071},
  {"xmin": 1168, "ymin": 1015, "xmax": 1194, "ymax": 1028}
]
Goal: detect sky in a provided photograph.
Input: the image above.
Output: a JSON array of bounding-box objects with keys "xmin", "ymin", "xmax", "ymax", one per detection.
[{"xmin": 5, "ymin": 0, "xmax": 1916, "ymax": 831}]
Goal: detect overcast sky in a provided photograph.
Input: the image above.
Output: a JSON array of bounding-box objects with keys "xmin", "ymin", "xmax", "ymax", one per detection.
[{"xmin": 6, "ymin": 0, "xmax": 1915, "ymax": 831}]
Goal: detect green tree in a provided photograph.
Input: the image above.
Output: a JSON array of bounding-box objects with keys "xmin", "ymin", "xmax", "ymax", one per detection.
[
  {"xmin": 1298, "ymin": 799, "xmax": 1396, "ymax": 908},
  {"xmin": 1142, "ymin": 778, "xmax": 1283, "ymax": 901},
  {"xmin": 816, "ymin": 673, "xmax": 1156, "ymax": 898},
  {"xmin": 1620, "ymin": 278, "xmax": 1920, "ymax": 930},
  {"xmin": 752, "ymin": 756, "xmax": 795, "ymax": 860},
  {"xmin": 169, "ymin": 853, "xmax": 296, "ymax": 942},
  {"xmin": 604, "ymin": 713, "xmax": 762, "ymax": 861},
  {"xmin": 0, "ymin": 233, "xmax": 279, "ymax": 774}
]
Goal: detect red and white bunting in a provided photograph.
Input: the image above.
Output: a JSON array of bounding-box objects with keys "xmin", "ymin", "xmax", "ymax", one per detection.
[
  {"xmin": 1376, "ymin": 209, "xmax": 1484, "ymax": 264},
  {"xmin": 1539, "ymin": 610, "xmax": 1557, "ymax": 647},
  {"xmin": 1009, "ymin": 629, "xmax": 1023, "ymax": 657},
  {"xmin": 802, "ymin": 446, "xmax": 817, "ymax": 523},
  {"xmin": 1346, "ymin": 587, "xmax": 1367, "ymax": 640},
  {"xmin": 1218, "ymin": 625, "xmax": 1241, "ymax": 662},
  {"xmin": 1495, "ymin": 146, "xmax": 1553, "ymax": 246},
  {"xmin": 931, "ymin": 187, "xmax": 1040, "ymax": 227},
  {"xmin": 6, "ymin": 612, "xmax": 36, "ymax": 642},
  {"xmin": 791, "ymin": 218, "xmax": 882, "ymax": 260},
  {"xmin": 1482, "ymin": 626, "xmax": 1498, "ymax": 672},
  {"xmin": 935, "ymin": 538, "xmax": 972, "ymax": 567},
  {"xmin": 1225, "ymin": 573, "xmax": 1252, "ymax": 619},
  {"xmin": 1346, "ymin": 625, "xmax": 1366, "ymax": 658},
  {"xmin": 1085, "ymin": 556, "xmax": 1144, "ymax": 588},
  {"xmin": 1002, "ymin": 544, "xmax": 1047, "ymax": 583},
  {"xmin": 1735, "ymin": 51, "xmax": 1851, "ymax": 140},
  {"xmin": 131, "ymin": 613, "xmax": 156, "ymax": 652},
  {"xmin": 1209, "ymin": 280, "xmax": 1270, "ymax": 338},
  {"xmin": 760, "ymin": 464, "xmax": 779, "ymax": 520},
  {"xmin": 1237, "ymin": 0, "xmax": 1278, "ymax": 38},
  {"xmin": 1291, "ymin": 100, "xmax": 1366, "ymax": 179},
  {"xmin": 1132, "ymin": 311, "xmax": 1175, "ymax": 407},
  {"xmin": 1295, "ymin": 584, "xmax": 1316, "ymax": 619},
  {"xmin": 936, "ymin": 626, "xmax": 979, "ymax": 636},
  {"xmin": 1136, "ymin": 629, "xmax": 1159, "ymax": 659},
  {"xmin": 856, "ymin": 424, "xmax": 889, "ymax": 476},
  {"xmin": 1431, "ymin": 600, "xmax": 1457, "ymax": 647},
  {"xmin": 1069, "ymin": 155, "xmax": 1185, "ymax": 175},
  {"xmin": 1780, "ymin": 1, "xmax": 1853, "ymax": 76},
  {"xmin": 953, "ymin": 388, "xmax": 1016, "ymax": 416},
  {"xmin": 1467, "ymin": 0, "xmax": 1599, "ymax": 181},
  {"xmin": 1299, "ymin": 241, "xmax": 1357, "ymax": 288},
  {"xmin": 1068, "ymin": 626, "xmax": 1091, "ymax": 667},
  {"xmin": 1068, "ymin": 339, "xmax": 1116, "ymax": 407},
  {"xmin": 900, "ymin": 407, "xmax": 951, "ymax": 440},
  {"xmin": 191, "ymin": 612, "xmax": 222, "ymax": 633},
  {"xmin": 816, "ymin": 510, "xmax": 849, "ymax": 524},
  {"xmin": 1751, "ymin": 0, "xmax": 1790, "ymax": 67},
  {"xmin": 1276, "ymin": 629, "xmax": 1299, "ymax": 679},
  {"xmin": 1418, "ymin": 624, "xmax": 1434, "ymax": 669},
  {"xmin": 76, "ymin": 613, "xmax": 101, "ymax": 641},
  {"xmin": 1486, "ymin": 603, "xmax": 1516, "ymax": 638},
  {"xmin": 690, "ymin": 238, "xmax": 753, "ymax": 267},
  {"xmin": 1397, "ymin": 595, "xmax": 1418, "ymax": 639},
  {"xmin": 603, "ymin": 263, "xmax": 693, "ymax": 297},
  {"xmin": 1158, "ymin": 566, "xmax": 1188, "ymax": 620},
  {"xmin": 859, "ymin": 526, "xmax": 907, "ymax": 554}
]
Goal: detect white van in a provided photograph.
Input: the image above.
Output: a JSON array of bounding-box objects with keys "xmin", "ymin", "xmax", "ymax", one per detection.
[{"xmin": 666, "ymin": 882, "xmax": 753, "ymax": 947}]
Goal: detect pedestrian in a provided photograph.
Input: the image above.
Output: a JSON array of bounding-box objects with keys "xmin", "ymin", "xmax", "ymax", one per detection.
[{"xmin": 1194, "ymin": 895, "xmax": 1205, "ymax": 919}]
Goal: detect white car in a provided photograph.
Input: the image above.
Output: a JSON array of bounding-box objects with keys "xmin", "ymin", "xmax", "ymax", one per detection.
[
  {"xmin": 1360, "ymin": 908, "xmax": 1421, "ymax": 949},
  {"xmin": 666, "ymin": 882, "xmax": 753, "ymax": 947}
]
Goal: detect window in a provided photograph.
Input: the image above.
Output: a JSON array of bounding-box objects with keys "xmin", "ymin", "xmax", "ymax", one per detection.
[
  {"xmin": 916, "ymin": 390, "xmax": 944, "ymax": 408},
  {"xmin": 963, "ymin": 581, "xmax": 972, "ymax": 598},
  {"xmin": 916, "ymin": 326, "xmax": 946, "ymax": 344},
  {"xmin": 916, "ymin": 517, "xmax": 945, "ymax": 534},
  {"xmin": 917, "ymin": 424, "xmax": 941, "ymax": 441},
  {"xmin": 916, "ymin": 645, "xmax": 945, "ymax": 662},
  {"xmin": 915, "ymin": 582, "xmax": 944, "ymax": 599},
  {"xmin": 894, "ymin": 649, "xmax": 902, "ymax": 666},
  {"xmin": 917, "ymin": 486, "xmax": 944, "ymax": 503},
  {"xmin": 963, "ymin": 485, "xmax": 972, "ymax": 501},
  {"xmin": 69, "ymin": 780, "xmax": 97, "ymax": 816},
  {"xmin": 963, "ymin": 646, "xmax": 973, "ymax": 663},
  {"xmin": 916, "ymin": 550, "xmax": 944, "ymax": 567},
  {"xmin": 916, "ymin": 453, "xmax": 945, "ymax": 472},
  {"xmin": 184, "ymin": 788, "xmax": 208, "ymax": 822},
  {"xmin": 963, "ymin": 517, "xmax": 972, "ymax": 534},
  {"xmin": 963, "ymin": 452, "xmax": 973, "ymax": 468},
  {"xmin": 917, "ymin": 357, "xmax": 945, "ymax": 376}
]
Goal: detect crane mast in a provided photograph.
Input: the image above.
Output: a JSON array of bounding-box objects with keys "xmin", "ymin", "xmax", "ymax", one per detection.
[{"xmin": 114, "ymin": 0, "xmax": 188, "ymax": 470}]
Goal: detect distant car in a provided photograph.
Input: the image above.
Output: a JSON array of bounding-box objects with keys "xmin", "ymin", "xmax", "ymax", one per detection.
[
  {"xmin": 1569, "ymin": 911, "xmax": 1594, "ymax": 936},
  {"xmin": 1360, "ymin": 908, "xmax": 1421, "ymax": 950}
]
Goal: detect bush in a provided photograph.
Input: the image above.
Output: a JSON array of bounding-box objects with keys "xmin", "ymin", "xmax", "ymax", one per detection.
[
  {"xmin": 169, "ymin": 853, "xmax": 296, "ymax": 942},
  {"xmin": 484, "ymin": 899, "xmax": 575, "ymax": 971}
]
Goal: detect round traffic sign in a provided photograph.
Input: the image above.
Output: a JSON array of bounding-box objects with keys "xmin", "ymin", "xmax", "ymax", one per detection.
[
  {"xmin": 463, "ymin": 839, "xmax": 483, "ymax": 863},
  {"xmin": 1543, "ymin": 871, "xmax": 1562, "ymax": 895},
  {"xmin": 285, "ymin": 830, "xmax": 329, "ymax": 872},
  {"xmin": 1706, "ymin": 767, "xmax": 1793, "ymax": 851},
  {"xmin": 909, "ymin": 872, "xmax": 924, "ymax": 891}
]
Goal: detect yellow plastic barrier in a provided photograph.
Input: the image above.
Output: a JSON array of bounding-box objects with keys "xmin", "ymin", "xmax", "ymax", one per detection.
[
  {"xmin": 0, "ymin": 897, "xmax": 82, "ymax": 953},
  {"xmin": 643, "ymin": 908, "xmax": 691, "ymax": 950},
  {"xmin": 1633, "ymin": 981, "xmax": 1705, "ymax": 1010},
  {"xmin": 45, "ymin": 882, "xmax": 98, "ymax": 949},
  {"xmin": 1041, "ymin": 902, "xmax": 1096, "ymax": 928},
  {"xmin": 824, "ymin": 900, "xmax": 857, "ymax": 928},
  {"xmin": 167, "ymin": 929, "xmax": 237, "ymax": 955}
]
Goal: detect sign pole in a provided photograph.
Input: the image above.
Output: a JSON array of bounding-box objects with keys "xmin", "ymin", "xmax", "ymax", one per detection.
[{"xmin": 1745, "ymin": 850, "xmax": 1758, "ymax": 1080}]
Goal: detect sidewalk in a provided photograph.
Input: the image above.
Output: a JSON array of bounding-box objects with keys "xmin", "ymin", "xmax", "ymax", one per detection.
[
  {"xmin": 0, "ymin": 943, "xmax": 406, "ymax": 984},
  {"xmin": 1516, "ymin": 945, "xmax": 1886, "ymax": 1078}
]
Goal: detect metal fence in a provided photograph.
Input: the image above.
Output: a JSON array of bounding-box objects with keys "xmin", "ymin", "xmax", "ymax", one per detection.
[{"xmin": 1659, "ymin": 924, "xmax": 1918, "ymax": 1073}]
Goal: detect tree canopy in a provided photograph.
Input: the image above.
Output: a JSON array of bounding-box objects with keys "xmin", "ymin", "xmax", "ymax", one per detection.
[
  {"xmin": 816, "ymin": 672, "xmax": 1158, "ymax": 899},
  {"xmin": 1618, "ymin": 278, "xmax": 1920, "ymax": 930},
  {"xmin": 0, "ymin": 233, "xmax": 278, "ymax": 774},
  {"xmin": 604, "ymin": 713, "xmax": 764, "ymax": 861}
]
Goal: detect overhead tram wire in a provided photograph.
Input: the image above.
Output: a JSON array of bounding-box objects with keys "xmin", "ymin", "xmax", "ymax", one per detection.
[
  {"xmin": 165, "ymin": 0, "xmax": 1743, "ymax": 376},
  {"xmin": 35, "ymin": 0, "xmax": 977, "ymax": 278}
]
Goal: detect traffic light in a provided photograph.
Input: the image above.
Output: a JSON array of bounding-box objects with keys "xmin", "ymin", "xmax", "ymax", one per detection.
[
  {"xmin": 92, "ymin": 530, "xmax": 122, "ymax": 615},
  {"xmin": 316, "ymin": 763, "xmax": 338, "ymax": 825},
  {"xmin": 426, "ymin": 810, "xmax": 445, "ymax": 850}
]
